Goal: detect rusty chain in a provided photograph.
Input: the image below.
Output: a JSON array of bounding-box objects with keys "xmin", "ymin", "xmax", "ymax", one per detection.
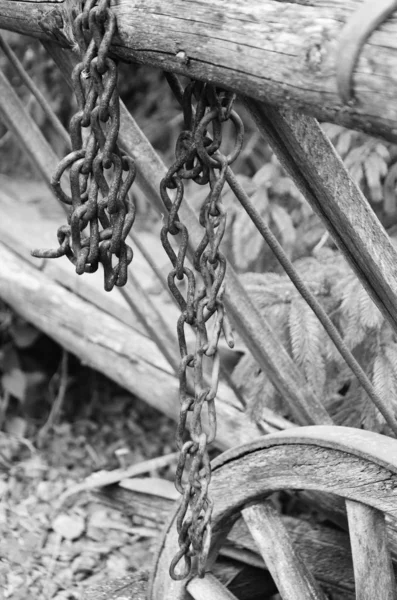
[
  {"xmin": 161, "ymin": 78, "xmax": 244, "ymax": 579},
  {"xmin": 32, "ymin": 0, "xmax": 136, "ymax": 291}
]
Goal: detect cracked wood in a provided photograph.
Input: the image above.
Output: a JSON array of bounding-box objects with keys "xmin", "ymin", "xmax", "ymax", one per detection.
[{"xmin": 2, "ymin": 0, "xmax": 397, "ymax": 140}]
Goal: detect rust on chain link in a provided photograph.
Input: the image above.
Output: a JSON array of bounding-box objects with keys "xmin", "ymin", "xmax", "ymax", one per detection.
[
  {"xmin": 161, "ymin": 78, "xmax": 244, "ymax": 580},
  {"xmin": 32, "ymin": 0, "xmax": 136, "ymax": 291}
]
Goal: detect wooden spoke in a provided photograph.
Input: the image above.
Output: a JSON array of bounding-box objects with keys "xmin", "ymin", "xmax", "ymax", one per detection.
[
  {"xmin": 346, "ymin": 500, "xmax": 397, "ymax": 600},
  {"xmin": 150, "ymin": 426, "xmax": 397, "ymax": 599},
  {"xmin": 187, "ymin": 573, "xmax": 240, "ymax": 600},
  {"xmin": 242, "ymin": 502, "xmax": 327, "ymax": 600},
  {"xmin": 227, "ymin": 515, "xmax": 355, "ymax": 598}
]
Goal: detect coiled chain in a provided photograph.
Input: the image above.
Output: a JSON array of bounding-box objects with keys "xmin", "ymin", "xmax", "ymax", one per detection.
[
  {"xmin": 161, "ymin": 79, "xmax": 244, "ymax": 579},
  {"xmin": 32, "ymin": 0, "xmax": 136, "ymax": 291}
]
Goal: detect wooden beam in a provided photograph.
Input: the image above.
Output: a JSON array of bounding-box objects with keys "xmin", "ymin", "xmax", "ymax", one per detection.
[
  {"xmin": 242, "ymin": 502, "xmax": 327, "ymax": 600},
  {"xmin": 0, "ymin": 239, "xmax": 262, "ymax": 452},
  {"xmin": 2, "ymin": 0, "xmax": 397, "ymax": 140},
  {"xmin": 346, "ymin": 500, "xmax": 397, "ymax": 600}
]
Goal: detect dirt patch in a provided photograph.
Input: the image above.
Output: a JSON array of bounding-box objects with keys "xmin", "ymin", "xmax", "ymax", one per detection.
[{"xmin": 0, "ymin": 389, "xmax": 176, "ymax": 600}]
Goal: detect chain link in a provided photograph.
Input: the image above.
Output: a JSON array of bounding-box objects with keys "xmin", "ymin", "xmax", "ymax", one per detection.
[
  {"xmin": 32, "ymin": 0, "xmax": 136, "ymax": 292},
  {"xmin": 161, "ymin": 80, "xmax": 244, "ymax": 579}
]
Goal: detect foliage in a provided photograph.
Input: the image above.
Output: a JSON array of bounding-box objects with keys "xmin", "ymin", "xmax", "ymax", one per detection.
[{"xmin": 232, "ymin": 248, "xmax": 397, "ymax": 433}]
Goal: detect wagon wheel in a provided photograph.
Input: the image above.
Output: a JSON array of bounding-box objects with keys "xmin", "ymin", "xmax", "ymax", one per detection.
[{"xmin": 149, "ymin": 426, "xmax": 397, "ymax": 600}]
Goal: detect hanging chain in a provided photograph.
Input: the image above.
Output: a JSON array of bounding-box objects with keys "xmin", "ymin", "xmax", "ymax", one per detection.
[
  {"xmin": 161, "ymin": 79, "xmax": 244, "ymax": 579},
  {"xmin": 32, "ymin": 0, "xmax": 136, "ymax": 292}
]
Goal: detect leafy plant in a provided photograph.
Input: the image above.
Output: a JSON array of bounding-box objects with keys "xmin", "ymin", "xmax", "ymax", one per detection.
[{"xmin": 232, "ymin": 248, "xmax": 397, "ymax": 433}]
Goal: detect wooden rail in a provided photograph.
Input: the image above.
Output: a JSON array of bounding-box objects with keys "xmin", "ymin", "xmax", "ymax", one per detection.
[{"xmin": 2, "ymin": 0, "xmax": 397, "ymax": 141}]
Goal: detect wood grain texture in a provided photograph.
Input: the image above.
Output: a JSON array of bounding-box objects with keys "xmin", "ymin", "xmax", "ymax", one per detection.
[
  {"xmin": 347, "ymin": 500, "xmax": 397, "ymax": 600},
  {"xmin": 242, "ymin": 502, "xmax": 327, "ymax": 600},
  {"xmin": 150, "ymin": 426, "xmax": 397, "ymax": 599},
  {"xmin": 2, "ymin": 0, "xmax": 397, "ymax": 139},
  {"xmin": 0, "ymin": 241, "xmax": 262, "ymax": 452}
]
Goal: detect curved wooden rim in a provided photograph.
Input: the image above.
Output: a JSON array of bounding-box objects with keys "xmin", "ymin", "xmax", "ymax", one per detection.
[
  {"xmin": 149, "ymin": 426, "xmax": 397, "ymax": 599},
  {"xmin": 212, "ymin": 425, "xmax": 397, "ymax": 474}
]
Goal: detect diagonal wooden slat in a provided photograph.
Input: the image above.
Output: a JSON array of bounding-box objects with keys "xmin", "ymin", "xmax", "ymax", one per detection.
[
  {"xmin": 346, "ymin": 500, "xmax": 397, "ymax": 600},
  {"xmin": 187, "ymin": 573, "xmax": 239, "ymax": 600},
  {"xmin": 242, "ymin": 502, "xmax": 327, "ymax": 600}
]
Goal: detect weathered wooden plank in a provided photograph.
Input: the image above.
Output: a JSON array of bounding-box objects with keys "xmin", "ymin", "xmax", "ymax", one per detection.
[
  {"xmin": 346, "ymin": 500, "xmax": 397, "ymax": 600},
  {"xmin": 242, "ymin": 502, "xmax": 327, "ymax": 600},
  {"xmin": 150, "ymin": 425, "xmax": 397, "ymax": 599},
  {"xmin": 0, "ymin": 181, "xmax": 179, "ymax": 342},
  {"xmin": 2, "ymin": 1, "xmax": 397, "ymax": 140},
  {"xmin": 0, "ymin": 240, "xmax": 263, "ymax": 451}
]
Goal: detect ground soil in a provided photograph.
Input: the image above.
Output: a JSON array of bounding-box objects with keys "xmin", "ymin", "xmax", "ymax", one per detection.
[{"xmin": 0, "ymin": 380, "xmax": 176, "ymax": 600}]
